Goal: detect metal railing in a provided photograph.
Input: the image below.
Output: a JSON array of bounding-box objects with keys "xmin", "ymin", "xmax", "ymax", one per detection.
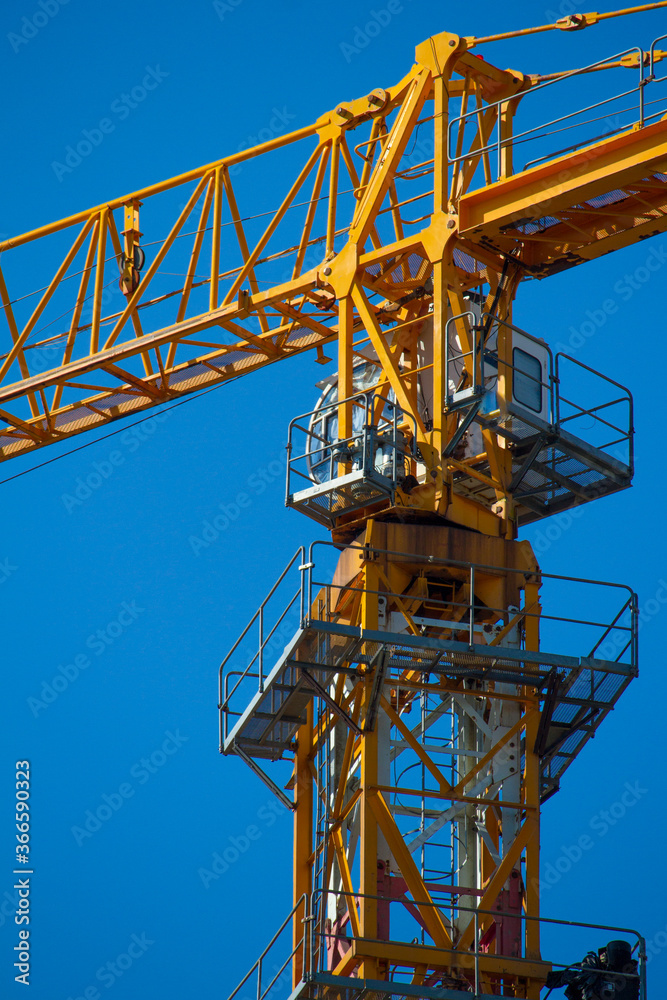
[
  {"xmin": 226, "ymin": 894, "xmax": 310, "ymax": 1000},
  {"xmin": 444, "ymin": 312, "xmax": 633, "ymax": 473},
  {"xmin": 226, "ymin": 889, "xmax": 647, "ymax": 1000},
  {"xmin": 305, "ymin": 540, "xmax": 638, "ymax": 666},
  {"xmin": 555, "ymin": 352, "xmax": 634, "ymax": 474},
  {"xmin": 286, "ymin": 389, "xmax": 417, "ymax": 501},
  {"xmin": 218, "ymin": 547, "xmax": 305, "ymax": 746},
  {"xmin": 650, "ymin": 33, "xmax": 667, "ymax": 82},
  {"xmin": 447, "ymin": 40, "xmax": 667, "ymax": 182},
  {"xmin": 218, "ymin": 538, "xmax": 638, "ymax": 748},
  {"xmin": 311, "ymin": 888, "xmax": 646, "ymax": 998}
]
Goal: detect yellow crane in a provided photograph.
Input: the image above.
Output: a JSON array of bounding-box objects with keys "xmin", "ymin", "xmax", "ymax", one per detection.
[{"xmin": 2, "ymin": 5, "xmax": 667, "ymax": 997}]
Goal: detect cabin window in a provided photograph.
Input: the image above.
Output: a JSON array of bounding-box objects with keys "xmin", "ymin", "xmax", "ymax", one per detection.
[{"xmin": 513, "ymin": 347, "xmax": 543, "ymax": 412}]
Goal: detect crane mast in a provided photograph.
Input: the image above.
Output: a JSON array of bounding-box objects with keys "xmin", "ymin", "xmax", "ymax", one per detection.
[{"xmin": 2, "ymin": 6, "xmax": 666, "ymax": 998}]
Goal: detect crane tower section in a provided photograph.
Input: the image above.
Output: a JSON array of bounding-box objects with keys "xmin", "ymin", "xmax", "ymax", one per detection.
[
  {"xmin": 1, "ymin": 7, "xmax": 664, "ymax": 1000},
  {"xmin": 216, "ymin": 17, "xmax": 658, "ymax": 1000}
]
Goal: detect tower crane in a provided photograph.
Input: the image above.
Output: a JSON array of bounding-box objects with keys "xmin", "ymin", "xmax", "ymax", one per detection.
[{"xmin": 3, "ymin": 5, "xmax": 667, "ymax": 998}]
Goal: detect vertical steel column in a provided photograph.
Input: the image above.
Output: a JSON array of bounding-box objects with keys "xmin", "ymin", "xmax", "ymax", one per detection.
[
  {"xmin": 337, "ymin": 295, "xmax": 354, "ymax": 478},
  {"xmin": 293, "ymin": 701, "xmax": 313, "ymax": 987},
  {"xmin": 523, "ymin": 576, "xmax": 542, "ymax": 970},
  {"xmin": 359, "ymin": 549, "xmax": 380, "ymax": 979}
]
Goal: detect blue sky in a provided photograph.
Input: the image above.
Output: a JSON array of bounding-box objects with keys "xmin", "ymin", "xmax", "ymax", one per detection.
[{"xmin": 2, "ymin": 1, "xmax": 667, "ymax": 997}]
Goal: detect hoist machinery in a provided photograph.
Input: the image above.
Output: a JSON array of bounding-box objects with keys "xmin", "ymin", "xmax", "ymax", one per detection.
[{"xmin": 2, "ymin": 4, "xmax": 667, "ymax": 998}]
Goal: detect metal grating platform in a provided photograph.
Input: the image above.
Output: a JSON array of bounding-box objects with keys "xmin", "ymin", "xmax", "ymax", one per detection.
[
  {"xmin": 286, "ymin": 390, "xmax": 416, "ymax": 530},
  {"xmin": 222, "ymin": 620, "xmax": 635, "ymax": 802},
  {"xmin": 289, "ymin": 972, "xmax": 506, "ymax": 1000},
  {"xmin": 289, "ymin": 468, "xmax": 395, "ymax": 529},
  {"xmin": 453, "ymin": 409, "xmax": 632, "ymax": 526}
]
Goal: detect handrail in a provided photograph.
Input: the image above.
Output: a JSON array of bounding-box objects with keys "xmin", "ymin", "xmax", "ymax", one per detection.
[
  {"xmin": 219, "ymin": 541, "xmax": 638, "ymax": 749},
  {"xmin": 308, "ymin": 574, "xmax": 634, "ymax": 643},
  {"xmin": 306, "ymin": 573, "xmax": 635, "ymax": 675},
  {"xmin": 588, "ymin": 594, "xmax": 635, "ymax": 659},
  {"xmin": 556, "ymin": 352, "xmax": 634, "ymax": 473},
  {"xmin": 305, "ymin": 538, "xmax": 638, "ymax": 670},
  {"xmin": 446, "ymin": 315, "xmax": 633, "ymax": 475},
  {"xmin": 287, "ymin": 388, "xmax": 418, "ymax": 491},
  {"xmin": 226, "ymin": 893, "xmax": 308, "ymax": 1000},
  {"xmin": 218, "ymin": 546, "xmax": 305, "ymax": 746},
  {"xmin": 307, "ymin": 886, "xmax": 646, "ymax": 993},
  {"xmin": 650, "ymin": 32, "xmax": 667, "ymax": 79},
  {"xmin": 307, "ymin": 538, "xmax": 635, "ymax": 600},
  {"xmin": 447, "ymin": 45, "xmax": 650, "ymax": 180}
]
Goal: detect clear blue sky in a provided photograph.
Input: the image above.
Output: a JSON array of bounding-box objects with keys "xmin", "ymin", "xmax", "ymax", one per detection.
[{"xmin": 2, "ymin": 1, "xmax": 667, "ymax": 997}]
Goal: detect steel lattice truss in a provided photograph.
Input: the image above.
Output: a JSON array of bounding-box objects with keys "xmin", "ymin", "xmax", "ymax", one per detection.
[
  {"xmin": 220, "ymin": 526, "xmax": 637, "ymax": 997},
  {"xmin": 4, "ymin": 8, "xmax": 660, "ymax": 999},
  {"xmin": 2, "ymin": 19, "xmax": 666, "ymax": 472}
]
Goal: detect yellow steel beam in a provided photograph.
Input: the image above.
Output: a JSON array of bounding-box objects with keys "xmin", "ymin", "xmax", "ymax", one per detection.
[
  {"xmin": 469, "ymin": 3, "xmax": 667, "ymax": 46},
  {"xmin": 350, "ymin": 939, "xmax": 552, "ymax": 981},
  {"xmin": 459, "ymin": 118, "xmax": 667, "ymax": 239},
  {"xmin": 380, "ymin": 695, "xmax": 452, "ymax": 794},
  {"xmin": 331, "ymin": 826, "xmax": 362, "ymax": 939},
  {"xmin": 348, "ymin": 69, "xmax": 431, "ymax": 249},
  {"xmin": 368, "ymin": 790, "xmax": 454, "ymax": 952},
  {"xmin": 0, "ymin": 122, "xmax": 321, "ymax": 254},
  {"xmin": 293, "ymin": 702, "xmax": 313, "ymax": 986}
]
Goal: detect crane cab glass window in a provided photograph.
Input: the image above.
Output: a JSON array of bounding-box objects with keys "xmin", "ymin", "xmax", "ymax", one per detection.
[
  {"xmin": 513, "ymin": 346, "xmax": 544, "ymax": 413},
  {"xmin": 307, "ymin": 363, "xmax": 401, "ymax": 485}
]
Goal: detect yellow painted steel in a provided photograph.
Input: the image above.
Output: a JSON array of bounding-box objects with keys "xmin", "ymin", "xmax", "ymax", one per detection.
[
  {"xmin": 1, "ymin": 8, "xmax": 665, "ymax": 483},
  {"xmin": 1, "ymin": 11, "xmax": 657, "ymax": 995},
  {"xmin": 469, "ymin": 2, "xmax": 667, "ymax": 46},
  {"xmin": 292, "ymin": 522, "xmax": 547, "ymax": 995}
]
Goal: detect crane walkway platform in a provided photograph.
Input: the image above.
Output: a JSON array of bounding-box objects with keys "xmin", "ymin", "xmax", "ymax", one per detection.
[
  {"xmin": 221, "ymin": 618, "xmax": 635, "ymax": 803},
  {"xmin": 458, "ymin": 117, "xmax": 667, "ymax": 277},
  {"xmin": 454, "ymin": 409, "xmax": 632, "ymax": 524}
]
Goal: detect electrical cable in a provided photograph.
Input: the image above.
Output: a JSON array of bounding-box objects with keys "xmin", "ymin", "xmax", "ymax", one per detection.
[{"xmin": 0, "ymin": 376, "xmax": 239, "ymax": 487}]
